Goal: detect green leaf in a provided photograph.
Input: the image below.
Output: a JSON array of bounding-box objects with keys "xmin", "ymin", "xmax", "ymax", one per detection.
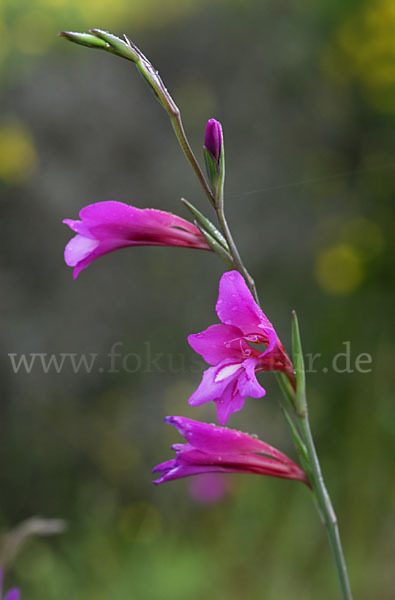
[
  {"xmin": 291, "ymin": 310, "xmax": 307, "ymax": 417},
  {"xmin": 181, "ymin": 198, "xmax": 229, "ymax": 250},
  {"xmin": 197, "ymin": 225, "xmax": 233, "ymax": 267}
]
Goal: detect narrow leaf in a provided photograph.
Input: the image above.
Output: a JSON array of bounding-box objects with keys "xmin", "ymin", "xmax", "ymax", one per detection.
[
  {"xmin": 292, "ymin": 310, "xmax": 307, "ymax": 417},
  {"xmin": 197, "ymin": 225, "xmax": 233, "ymax": 267},
  {"xmin": 181, "ymin": 198, "xmax": 229, "ymax": 250}
]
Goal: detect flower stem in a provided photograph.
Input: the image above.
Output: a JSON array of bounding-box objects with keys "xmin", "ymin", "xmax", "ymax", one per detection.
[
  {"xmin": 216, "ymin": 205, "xmax": 260, "ymax": 303},
  {"xmin": 169, "ymin": 112, "xmax": 216, "ymax": 207},
  {"xmin": 277, "ymin": 361, "xmax": 352, "ymax": 599},
  {"xmin": 298, "ymin": 414, "xmax": 353, "ymax": 600}
]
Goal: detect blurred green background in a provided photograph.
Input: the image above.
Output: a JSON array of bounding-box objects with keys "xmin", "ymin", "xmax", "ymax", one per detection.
[{"xmin": 1, "ymin": 0, "xmax": 394, "ymax": 598}]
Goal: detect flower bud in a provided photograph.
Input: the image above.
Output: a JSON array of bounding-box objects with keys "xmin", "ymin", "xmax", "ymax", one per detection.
[
  {"xmin": 204, "ymin": 118, "xmax": 222, "ymax": 167},
  {"xmin": 203, "ymin": 119, "xmax": 224, "ymax": 202}
]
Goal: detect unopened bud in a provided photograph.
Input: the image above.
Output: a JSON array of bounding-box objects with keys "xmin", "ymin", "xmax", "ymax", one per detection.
[
  {"xmin": 203, "ymin": 118, "xmax": 224, "ymax": 203},
  {"xmin": 204, "ymin": 118, "xmax": 222, "ymax": 167},
  {"xmin": 58, "ymin": 31, "xmax": 108, "ymax": 50}
]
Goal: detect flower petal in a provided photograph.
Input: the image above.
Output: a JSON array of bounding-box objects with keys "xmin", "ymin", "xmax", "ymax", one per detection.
[
  {"xmin": 216, "ymin": 271, "xmax": 273, "ymax": 335},
  {"xmin": 215, "ymin": 382, "xmax": 246, "ymax": 424},
  {"xmin": 188, "ymin": 362, "xmax": 242, "ymax": 408},
  {"xmin": 63, "ymin": 218, "xmax": 96, "ymax": 238},
  {"xmin": 64, "ymin": 234, "xmax": 99, "ymax": 267},
  {"xmin": 65, "ymin": 237, "xmax": 125, "ymax": 279},
  {"xmin": 165, "ymin": 417, "xmax": 291, "ymax": 462},
  {"xmin": 237, "ymin": 357, "xmax": 266, "ymax": 399},
  {"xmin": 174, "ymin": 444, "xmax": 290, "ymax": 474},
  {"xmin": 152, "ymin": 462, "xmax": 226, "ymax": 484},
  {"xmin": 188, "ymin": 324, "xmax": 253, "ymax": 365}
]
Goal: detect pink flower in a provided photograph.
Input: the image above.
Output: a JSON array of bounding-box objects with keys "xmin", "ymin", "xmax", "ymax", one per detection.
[
  {"xmin": 152, "ymin": 416, "xmax": 309, "ymax": 485},
  {"xmin": 63, "ymin": 201, "xmax": 211, "ymax": 278},
  {"xmin": 188, "ymin": 270, "xmax": 294, "ymax": 424},
  {"xmin": 0, "ymin": 569, "xmax": 20, "ymax": 600}
]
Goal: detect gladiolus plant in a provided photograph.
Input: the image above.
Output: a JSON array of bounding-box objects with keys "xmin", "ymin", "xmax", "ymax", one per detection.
[{"xmin": 60, "ymin": 28, "xmax": 354, "ymax": 600}]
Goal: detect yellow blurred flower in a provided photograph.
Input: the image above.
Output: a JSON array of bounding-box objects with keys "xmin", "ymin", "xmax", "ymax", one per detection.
[
  {"xmin": 0, "ymin": 120, "xmax": 37, "ymax": 184},
  {"xmin": 315, "ymin": 243, "xmax": 364, "ymax": 295}
]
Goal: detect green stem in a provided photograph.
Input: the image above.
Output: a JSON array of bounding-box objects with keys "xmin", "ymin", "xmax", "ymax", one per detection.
[
  {"xmin": 166, "ymin": 112, "xmax": 259, "ymax": 302},
  {"xmin": 274, "ymin": 372, "xmax": 309, "ymax": 467},
  {"xmin": 277, "ymin": 373, "xmax": 352, "ymax": 599},
  {"xmin": 216, "ymin": 205, "xmax": 260, "ymax": 303},
  {"xmin": 169, "ymin": 112, "xmax": 215, "ymax": 207},
  {"xmin": 298, "ymin": 414, "xmax": 353, "ymax": 600}
]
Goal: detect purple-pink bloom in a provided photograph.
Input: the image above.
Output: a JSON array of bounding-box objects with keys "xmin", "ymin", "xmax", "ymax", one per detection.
[
  {"xmin": 204, "ymin": 118, "xmax": 222, "ymax": 166},
  {"xmin": 0, "ymin": 569, "xmax": 20, "ymax": 600},
  {"xmin": 63, "ymin": 201, "xmax": 211, "ymax": 278},
  {"xmin": 152, "ymin": 416, "xmax": 309, "ymax": 485},
  {"xmin": 188, "ymin": 270, "xmax": 294, "ymax": 424}
]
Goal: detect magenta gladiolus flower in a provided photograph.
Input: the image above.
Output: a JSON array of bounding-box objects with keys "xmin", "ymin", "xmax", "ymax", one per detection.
[
  {"xmin": 63, "ymin": 201, "xmax": 211, "ymax": 278},
  {"xmin": 188, "ymin": 270, "xmax": 294, "ymax": 424},
  {"xmin": 0, "ymin": 569, "xmax": 20, "ymax": 600},
  {"xmin": 152, "ymin": 416, "xmax": 309, "ymax": 485}
]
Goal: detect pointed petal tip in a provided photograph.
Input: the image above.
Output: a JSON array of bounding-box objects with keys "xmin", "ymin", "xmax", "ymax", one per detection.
[
  {"xmin": 221, "ymin": 269, "xmax": 241, "ymax": 280},
  {"xmin": 188, "ymin": 395, "xmax": 204, "ymax": 407},
  {"xmin": 164, "ymin": 415, "xmax": 177, "ymax": 425}
]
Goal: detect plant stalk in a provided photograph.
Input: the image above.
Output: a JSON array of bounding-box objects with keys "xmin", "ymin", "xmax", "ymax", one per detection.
[
  {"xmin": 169, "ymin": 112, "xmax": 215, "ymax": 207},
  {"xmin": 216, "ymin": 205, "xmax": 259, "ymax": 302},
  {"xmin": 298, "ymin": 414, "xmax": 353, "ymax": 600}
]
